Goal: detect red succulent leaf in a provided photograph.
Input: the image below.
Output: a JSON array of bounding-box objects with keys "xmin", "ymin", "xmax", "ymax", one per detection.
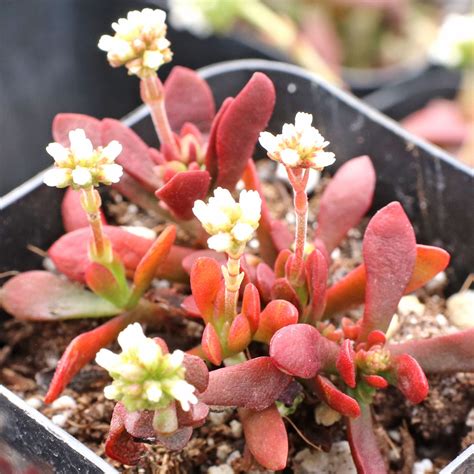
[
  {"xmin": 241, "ymin": 160, "xmax": 291, "ymax": 263},
  {"xmin": 52, "ymin": 113, "xmax": 102, "ymax": 147},
  {"xmin": 325, "ymin": 244, "xmax": 450, "ymax": 317},
  {"xmin": 44, "ymin": 312, "xmax": 135, "ymax": 403},
  {"xmin": 336, "ymin": 339, "xmax": 356, "ymax": 388},
  {"xmin": 274, "ymin": 249, "xmax": 292, "ymax": 278},
  {"xmin": 305, "ymin": 249, "xmax": 328, "ymax": 323},
  {"xmin": 112, "ymin": 172, "xmax": 159, "ymax": 214},
  {"xmin": 181, "ymin": 295, "xmax": 201, "ymax": 318},
  {"xmin": 182, "ymin": 249, "xmax": 226, "ymax": 275},
  {"xmin": 239, "ymin": 405, "xmax": 288, "ymax": 471},
  {"xmin": 347, "ymin": 404, "xmax": 387, "ymax": 474},
  {"xmin": 255, "ymin": 263, "xmax": 275, "ymax": 304},
  {"xmin": 201, "ymin": 323, "xmax": 222, "ymax": 366},
  {"xmin": 366, "ymin": 330, "xmax": 386, "ymax": 348},
  {"xmin": 61, "ymin": 188, "xmax": 106, "ymax": 232},
  {"xmin": 105, "ymin": 403, "xmax": 145, "ymax": 465},
  {"xmin": 123, "ymin": 410, "xmax": 155, "ymax": 439},
  {"xmin": 269, "ymin": 324, "xmax": 339, "ymax": 378},
  {"xmin": 182, "ymin": 354, "xmax": 209, "ymax": 393},
  {"xmin": 49, "ymin": 226, "xmax": 190, "ymax": 283},
  {"xmin": 199, "ymin": 357, "xmax": 292, "ymax": 411},
  {"xmin": 0, "ymin": 271, "xmax": 120, "ymax": 321},
  {"xmin": 102, "ymin": 118, "xmax": 161, "ymax": 193},
  {"xmin": 358, "ymin": 202, "xmax": 417, "ymax": 341},
  {"xmin": 190, "ymin": 257, "xmax": 222, "ymax": 322},
  {"xmin": 205, "ymin": 97, "xmax": 234, "ymax": 182},
  {"xmin": 363, "ymin": 374, "xmax": 388, "ymax": 389},
  {"xmin": 271, "ymin": 278, "xmax": 301, "ymax": 314},
  {"xmin": 155, "ymin": 170, "xmax": 210, "ymax": 220},
  {"xmin": 227, "ymin": 313, "xmax": 252, "ymax": 353},
  {"xmin": 392, "ymin": 354, "xmax": 429, "ymax": 404},
  {"xmin": 316, "ymin": 155, "xmax": 376, "ymax": 254},
  {"xmin": 156, "ymin": 427, "xmax": 193, "ymax": 451},
  {"xmin": 131, "ymin": 226, "xmax": 176, "ymax": 300},
  {"xmin": 177, "ymin": 402, "xmax": 209, "ymax": 428},
  {"xmin": 85, "ymin": 261, "xmax": 128, "ymax": 308},
  {"xmin": 314, "ymin": 374, "xmax": 360, "ymax": 418},
  {"xmin": 389, "ymin": 329, "xmax": 474, "ymax": 374},
  {"xmin": 242, "ymin": 283, "xmax": 261, "ymax": 333},
  {"xmin": 254, "ymin": 300, "xmax": 299, "ymax": 344},
  {"xmin": 215, "ymin": 73, "xmax": 276, "ymax": 190},
  {"xmin": 164, "ymin": 66, "xmax": 215, "ymax": 133},
  {"xmin": 149, "ymin": 146, "xmax": 165, "ymax": 164}
]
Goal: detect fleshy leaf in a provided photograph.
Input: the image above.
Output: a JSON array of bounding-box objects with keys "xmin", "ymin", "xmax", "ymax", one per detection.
[
  {"xmin": 199, "ymin": 357, "xmax": 292, "ymax": 411},
  {"xmin": 227, "ymin": 313, "xmax": 252, "ymax": 353},
  {"xmin": 44, "ymin": 312, "xmax": 136, "ymax": 403},
  {"xmin": 347, "ymin": 404, "xmax": 387, "ymax": 474},
  {"xmin": 358, "ymin": 202, "xmax": 416, "ymax": 341},
  {"xmin": 182, "ymin": 249, "xmax": 226, "ymax": 275},
  {"xmin": 254, "ymin": 300, "xmax": 299, "ymax": 344},
  {"xmin": 182, "ymin": 354, "xmax": 209, "ymax": 393},
  {"xmin": 102, "ymin": 118, "xmax": 161, "ymax": 193},
  {"xmin": 177, "ymin": 402, "xmax": 209, "ymax": 428},
  {"xmin": 123, "ymin": 410, "xmax": 155, "ymax": 439},
  {"xmin": 215, "ymin": 73, "xmax": 276, "ymax": 190},
  {"xmin": 314, "ymin": 374, "xmax": 360, "ymax": 418},
  {"xmin": 316, "ymin": 155, "xmax": 376, "ymax": 254},
  {"xmin": 105, "ymin": 403, "xmax": 145, "ymax": 465},
  {"xmin": 305, "ymin": 249, "xmax": 328, "ymax": 323},
  {"xmin": 1, "ymin": 271, "xmax": 120, "ymax": 321},
  {"xmin": 239, "ymin": 405, "xmax": 288, "ymax": 471},
  {"xmin": 255, "ymin": 263, "xmax": 274, "ymax": 304},
  {"xmin": 85, "ymin": 262, "xmax": 129, "ymax": 308},
  {"xmin": 336, "ymin": 339, "xmax": 356, "ymax": 388},
  {"xmin": 389, "ymin": 329, "xmax": 474, "ymax": 374},
  {"xmin": 62, "ymin": 188, "xmax": 106, "ymax": 232},
  {"xmin": 269, "ymin": 324, "xmax": 339, "ymax": 378},
  {"xmin": 49, "ymin": 226, "xmax": 190, "ymax": 283},
  {"xmin": 324, "ymin": 244, "xmax": 450, "ymax": 316},
  {"xmin": 391, "ymin": 354, "xmax": 429, "ymax": 404},
  {"xmin": 190, "ymin": 257, "xmax": 222, "ymax": 322},
  {"xmin": 155, "ymin": 170, "xmax": 210, "ymax": 220},
  {"xmin": 202, "ymin": 323, "xmax": 222, "ymax": 366},
  {"xmin": 242, "ymin": 283, "xmax": 261, "ymax": 333},
  {"xmin": 271, "ymin": 278, "xmax": 301, "ymax": 314},
  {"xmin": 156, "ymin": 427, "xmax": 193, "ymax": 451},
  {"xmin": 164, "ymin": 66, "xmax": 216, "ymax": 133},
  {"xmin": 363, "ymin": 375, "xmax": 388, "ymax": 389},
  {"xmin": 52, "ymin": 113, "xmax": 102, "ymax": 147},
  {"xmin": 130, "ymin": 226, "xmax": 176, "ymax": 303}
]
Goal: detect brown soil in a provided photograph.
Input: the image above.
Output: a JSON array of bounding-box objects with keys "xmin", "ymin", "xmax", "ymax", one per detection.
[{"xmin": 0, "ymin": 161, "xmax": 471, "ymax": 473}]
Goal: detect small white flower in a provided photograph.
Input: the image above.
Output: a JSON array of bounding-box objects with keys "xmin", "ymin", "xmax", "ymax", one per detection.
[
  {"xmin": 193, "ymin": 188, "xmax": 262, "ymax": 254},
  {"xmin": 259, "ymin": 112, "xmax": 335, "ymax": 170},
  {"xmin": 98, "ymin": 8, "xmax": 172, "ymax": 78},
  {"xmin": 43, "ymin": 128, "xmax": 123, "ymax": 189},
  {"xmin": 95, "ymin": 323, "xmax": 198, "ymax": 413},
  {"xmin": 168, "ymin": 0, "xmax": 213, "ymax": 37}
]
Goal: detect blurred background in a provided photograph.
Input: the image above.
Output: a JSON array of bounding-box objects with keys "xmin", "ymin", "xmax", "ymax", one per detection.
[{"xmin": 1, "ymin": 0, "xmax": 472, "ymax": 196}]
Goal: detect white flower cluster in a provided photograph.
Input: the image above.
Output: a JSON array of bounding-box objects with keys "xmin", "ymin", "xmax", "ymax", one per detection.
[
  {"xmin": 193, "ymin": 188, "xmax": 262, "ymax": 254},
  {"xmin": 43, "ymin": 129, "xmax": 123, "ymax": 189},
  {"xmin": 98, "ymin": 9, "xmax": 172, "ymax": 78},
  {"xmin": 96, "ymin": 323, "xmax": 198, "ymax": 413},
  {"xmin": 430, "ymin": 13, "xmax": 474, "ymax": 68},
  {"xmin": 259, "ymin": 112, "xmax": 335, "ymax": 170}
]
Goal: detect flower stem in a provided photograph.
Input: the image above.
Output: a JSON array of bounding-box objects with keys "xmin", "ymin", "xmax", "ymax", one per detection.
[
  {"xmin": 80, "ymin": 187, "xmax": 111, "ymax": 262},
  {"xmin": 140, "ymin": 74, "xmax": 180, "ymax": 157},
  {"xmin": 223, "ymin": 254, "xmax": 242, "ymax": 320}
]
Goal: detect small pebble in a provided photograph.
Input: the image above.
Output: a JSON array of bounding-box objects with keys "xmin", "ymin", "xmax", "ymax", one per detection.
[
  {"xmin": 388, "ymin": 430, "xmax": 401, "ymax": 443},
  {"xmin": 26, "ymin": 397, "xmax": 42, "ymax": 410},
  {"xmin": 229, "ymin": 419, "xmax": 242, "ymax": 438},
  {"xmin": 51, "ymin": 413, "xmax": 70, "ymax": 427},
  {"xmin": 398, "ymin": 295, "xmax": 425, "ymax": 318},
  {"xmin": 121, "ymin": 225, "xmax": 156, "ymax": 240},
  {"xmin": 51, "ymin": 395, "xmax": 77, "ymax": 411},
  {"xmin": 209, "ymin": 409, "xmax": 231, "ymax": 426},
  {"xmin": 294, "ymin": 442, "xmax": 356, "ymax": 473},
  {"xmin": 207, "ymin": 465, "xmax": 234, "ymax": 474},
  {"xmin": 466, "ymin": 408, "xmax": 474, "ymax": 427},
  {"xmin": 216, "ymin": 444, "xmax": 232, "ymax": 461},
  {"xmin": 434, "ymin": 314, "xmax": 448, "ymax": 326},
  {"xmin": 424, "ymin": 271, "xmax": 447, "ymax": 293},
  {"xmin": 446, "ymin": 290, "xmax": 474, "ymax": 329},
  {"xmin": 314, "ymin": 403, "xmax": 341, "ymax": 427},
  {"xmin": 226, "ymin": 450, "xmax": 241, "ymax": 465},
  {"xmin": 412, "ymin": 458, "xmax": 433, "ymax": 474},
  {"xmin": 330, "ymin": 248, "xmax": 341, "ymax": 260}
]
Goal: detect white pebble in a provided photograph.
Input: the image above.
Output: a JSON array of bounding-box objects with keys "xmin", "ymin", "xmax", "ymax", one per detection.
[
  {"xmin": 466, "ymin": 408, "xmax": 474, "ymax": 427},
  {"xmin": 207, "ymin": 465, "xmax": 234, "ymax": 474},
  {"xmin": 230, "ymin": 419, "xmax": 242, "ymax": 438},
  {"xmin": 435, "ymin": 314, "xmax": 448, "ymax": 326},
  {"xmin": 216, "ymin": 444, "xmax": 232, "ymax": 461},
  {"xmin": 51, "ymin": 395, "xmax": 77, "ymax": 411},
  {"xmin": 330, "ymin": 248, "xmax": 341, "ymax": 260},
  {"xmin": 446, "ymin": 290, "xmax": 474, "ymax": 329},
  {"xmin": 294, "ymin": 442, "xmax": 356, "ymax": 473},
  {"xmin": 314, "ymin": 403, "xmax": 341, "ymax": 427},
  {"xmin": 209, "ymin": 409, "xmax": 231, "ymax": 426},
  {"xmin": 398, "ymin": 295, "xmax": 425, "ymax": 318},
  {"xmin": 424, "ymin": 271, "xmax": 447, "ymax": 293},
  {"xmin": 412, "ymin": 458, "xmax": 433, "ymax": 474},
  {"xmin": 226, "ymin": 450, "xmax": 241, "ymax": 465},
  {"xmin": 121, "ymin": 225, "xmax": 156, "ymax": 240},
  {"xmin": 51, "ymin": 413, "xmax": 70, "ymax": 427},
  {"xmin": 26, "ymin": 397, "xmax": 42, "ymax": 410}
]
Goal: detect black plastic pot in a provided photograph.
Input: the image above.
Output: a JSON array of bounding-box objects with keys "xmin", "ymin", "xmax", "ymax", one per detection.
[
  {"xmin": 1, "ymin": 59, "xmax": 472, "ymax": 469},
  {"xmin": 0, "ymin": 0, "xmax": 276, "ymax": 196}
]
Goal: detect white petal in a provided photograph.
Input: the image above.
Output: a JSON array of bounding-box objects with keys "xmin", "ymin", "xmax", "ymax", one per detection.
[
  {"xmin": 232, "ymin": 223, "xmax": 254, "ymax": 242},
  {"xmin": 280, "ymin": 148, "xmax": 300, "ymax": 167},
  {"xmin": 71, "ymin": 167, "xmax": 92, "ymax": 186},
  {"xmin": 100, "ymin": 163, "xmax": 123, "ymax": 183},
  {"xmin": 96, "ymin": 349, "xmax": 120, "ymax": 372},
  {"xmin": 102, "ymin": 140, "xmax": 122, "ymax": 160},
  {"xmin": 192, "ymin": 200, "xmax": 210, "ymax": 225},
  {"xmin": 118, "ymin": 323, "xmax": 146, "ymax": 352},
  {"xmin": 239, "ymin": 189, "xmax": 261, "ymax": 225},
  {"xmin": 295, "ymin": 112, "xmax": 313, "ymax": 131},
  {"xmin": 207, "ymin": 233, "xmax": 233, "ymax": 252},
  {"xmin": 311, "ymin": 151, "xmax": 336, "ymax": 168},
  {"xmin": 46, "ymin": 142, "xmax": 69, "ymax": 164},
  {"xmin": 212, "ymin": 187, "xmax": 236, "ymax": 211},
  {"xmin": 258, "ymin": 131, "xmax": 277, "ymax": 153},
  {"xmin": 143, "ymin": 50, "xmax": 164, "ymax": 69},
  {"xmin": 137, "ymin": 339, "xmax": 161, "ymax": 369},
  {"xmin": 69, "ymin": 129, "xmax": 94, "ymax": 160},
  {"xmin": 98, "ymin": 35, "xmax": 115, "ymax": 52},
  {"xmin": 43, "ymin": 168, "xmax": 70, "ymax": 188},
  {"xmin": 103, "ymin": 384, "xmax": 120, "ymax": 400},
  {"xmin": 145, "ymin": 382, "xmax": 163, "ymax": 402},
  {"xmin": 168, "ymin": 349, "xmax": 185, "ymax": 368},
  {"xmin": 169, "ymin": 380, "xmax": 197, "ymax": 412},
  {"xmin": 282, "ymin": 123, "xmax": 296, "ymax": 140}
]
